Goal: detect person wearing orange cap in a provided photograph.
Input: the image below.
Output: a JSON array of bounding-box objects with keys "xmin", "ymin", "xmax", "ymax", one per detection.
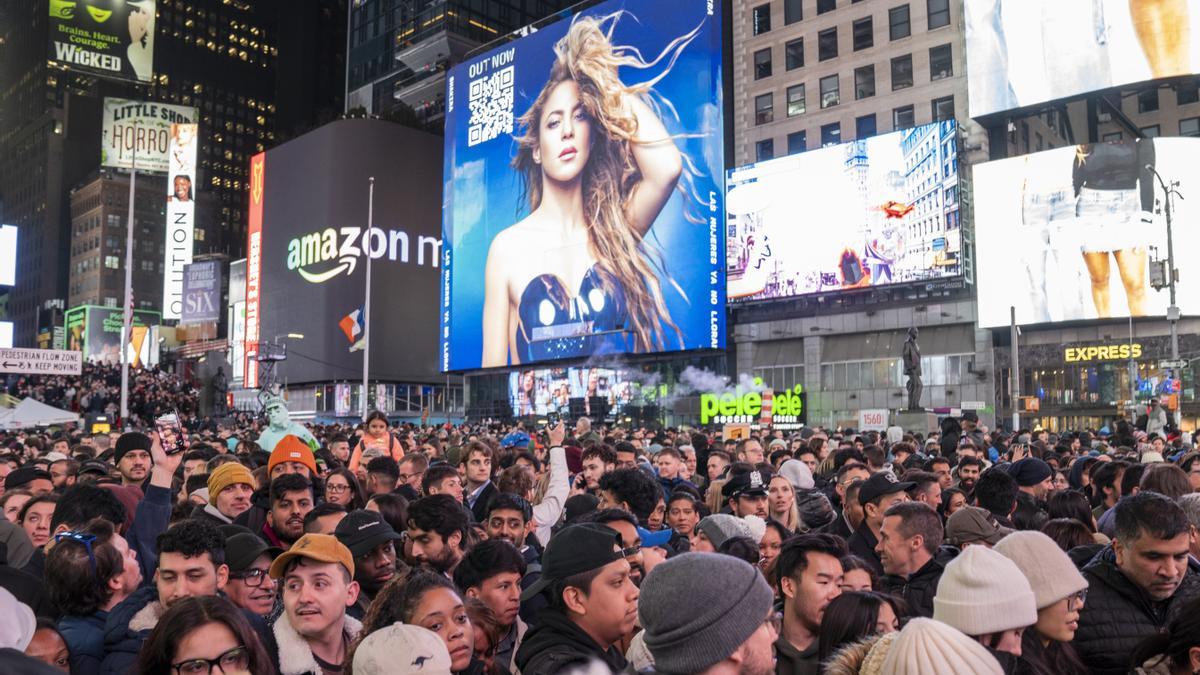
[
  {"xmin": 268, "ymin": 435, "xmax": 319, "ymax": 481},
  {"xmin": 263, "ymin": 533, "xmax": 362, "ymax": 675}
]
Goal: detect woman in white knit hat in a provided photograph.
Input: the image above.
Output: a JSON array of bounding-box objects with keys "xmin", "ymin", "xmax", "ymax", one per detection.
[
  {"xmin": 932, "ymin": 544, "xmax": 1038, "ymax": 660},
  {"xmin": 994, "ymin": 530, "xmax": 1091, "ymax": 675}
]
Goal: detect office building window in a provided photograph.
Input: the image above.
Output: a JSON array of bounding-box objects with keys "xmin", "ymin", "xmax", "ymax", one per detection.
[
  {"xmin": 856, "ymin": 114, "xmax": 877, "ymax": 139},
  {"xmin": 929, "ymin": 44, "xmax": 952, "ymax": 80},
  {"xmin": 893, "ymin": 105, "xmax": 915, "ymax": 129},
  {"xmin": 818, "ymin": 28, "xmax": 838, "ymax": 61},
  {"xmin": 755, "ymin": 93, "xmax": 774, "ymax": 124},
  {"xmin": 787, "ymin": 130, "xmax": 807, "ymax": 154},
  {"xmin": 821, "ymin": 122, "xmax": 841, "ymax": 146},
  {"xmin": 1177, "ymin": 80, "xmax": 1200, "ymax": 104},
  {"xmin": 787, "ymin": 83, "xmax": 806, "ymax": 116},
  {"xmin": 785, "ymin": 0, "xmax": 803, "ymax": 24},
  {"xmin": 757, "ymin": 139, "xmax": 775, "ymax": 161},
  {"xmin": 855, "ymin": 65, "xmax": 876, "ymax": 99},
  {"xmin": 853, "ymin": 17, "xmax": 873, "ymax": 51},
  {"xmin": 785, "ymin": 38, "xmax": 804, "ymax": 70},
  {"xmin": 818, "ymin": 0, "xmax": 837, "ymax": 13},
  {"xmin": 932, "ymin": 95, "xmax": 954, "ymax": 121},
  {"xmin": 1181, "ymin": 117, "xmax": 1200, "ymax": 136},
  {"xmin": 754, "ymin": 48, "xmax": 773, "ymax": 79},
  {"xmin": 753, "ymin": 4, "xmax": 772, "ymax": 34},
  {"xmin": 1140, "ymin": 125, "xmax": 1161, "ymax": 137},
  {"xmin": 820, "ymin": 74, "xmax": 840, "ymax": 108},
  {"xmin": 1102, "ymin": 132, "xmax": 1124, "ymax": 142},
  {"xmin": 889, "ymin": 5, "xmax": 910, "ymax": 40},
  {"xmin": 1138, "ymin": 89, "xmax": 1159, "ymax": 113},
  {"xmin": 927, "ymin": 0, "xmax": 950, "ymax": 28},
  {"xmin": 891, "ymin": 54, "xmax": 913, "ymax": 89}
]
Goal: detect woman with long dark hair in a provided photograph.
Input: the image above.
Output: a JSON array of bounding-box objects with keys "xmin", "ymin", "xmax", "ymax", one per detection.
[
  {"xmin": 134, "ymin": 596, "xmax": 272, "ymax": 675},
  {"xmin": 482, "ymin": 13, "xmax": 703, "ymax": 366},
  {"xmin": 817, "ymin": 591, "xmax": 905, "ymax": 664},
  {"xmin": 324, "ymin": 467, "xmax": 367, "ymax": 511}
]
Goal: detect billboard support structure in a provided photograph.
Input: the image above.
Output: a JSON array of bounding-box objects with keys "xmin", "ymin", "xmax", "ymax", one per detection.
[
  {"xmin": 1010, "ymin": 306, "xmax": 1020, "ymax": 433},
  {"xmin": 362, "ymin": 177, "xmax": 374, "ymax": 422},
  {"xmin": 120, "ymin": 123, "xmax": 138, "ymax": 426}
]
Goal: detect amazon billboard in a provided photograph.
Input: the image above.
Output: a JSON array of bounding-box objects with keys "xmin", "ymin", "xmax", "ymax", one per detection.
[
  {"xmin": 246, "ymin": 119, "xmax": 443, "ymax": 384},
  {"xmin": 726, "ymin": 120, "xmax": 962, "ymax": 302}
]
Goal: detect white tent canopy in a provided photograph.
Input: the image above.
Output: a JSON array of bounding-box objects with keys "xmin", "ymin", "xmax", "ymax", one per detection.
[{"xmin": 0, "ymin": 397, "xmax": 81, "ymax": 429}]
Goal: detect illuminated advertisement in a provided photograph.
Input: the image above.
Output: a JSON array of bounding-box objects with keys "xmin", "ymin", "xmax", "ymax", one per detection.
[
  {"xmin": 162, "ymin": 123, "xmax": 197, "ymax": 319},
  {"xmin": 441, "ymin": 0, "xmax": 726, "ymax": 371},
  {"xmin": 727, "ymin": 121, "xmax": 960, "ymax": 302},
  {"xmin": 966, "ymin": 0, "xmax": 1200, "ymax": 117},
  {"xmin": 247, "ymin": 119, "xmax": 443, "ymax": 385},
  {"xmin": 508, "ymin": 366, "xmax": 664, "ymax": 417},
  {"xmin": 64, "ymin": 305, "xmax": 160, "ymax": 366},
  {"xmin": 49, "ymin": 0, "xmax": 156, "ymax": 83},
  {"xmin": 180, "ymin": 260, "xmax": 221, "ymax": 324},
  {"xmin": 101, "ymin": 99, "xmax": 198, "ymax": 174},
  {"xmin": 975, "ymin": 138, "xmax": 1200, "ymax": 328},
  {"xmin": 0, "ymin": 225, "xmax": 15, "ymax": 286}
]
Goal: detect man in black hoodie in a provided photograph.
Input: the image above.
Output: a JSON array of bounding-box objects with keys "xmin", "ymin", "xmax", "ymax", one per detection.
[{"xmin": 514, "ymin": 523, "xmax": 638, "ymax": 675}]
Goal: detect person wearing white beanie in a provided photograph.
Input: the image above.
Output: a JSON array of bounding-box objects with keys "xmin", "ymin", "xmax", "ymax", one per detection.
[
  {"xmin": 933, "ymin": 545, "xmax": 1037, "ymax": 657},
  {"xmin": 881, "ymin": 618, "xmax": 1004, "ymax": 675},
  {"xmin": 994, "ymin": 531, "xmax": 1091, "ymax": 675}
]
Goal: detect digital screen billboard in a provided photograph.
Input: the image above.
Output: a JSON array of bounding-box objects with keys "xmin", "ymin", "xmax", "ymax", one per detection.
[
  {"xmin": 247, "ymin": 119, "xmax": 444, "ymax": 385},
  {"xmin": 49, "ymin": 0, "xmax": 156, "ymax": 83},
  {"xmin": 727, "ymin": 121, "xmax": 961, "ymax": 302},
  {"xmin": 975, "ymin": 137, "xmax": 1200, "ymax": 328},
  {"xmin": 181, "ymin": 260, "xmax": 222, "ymax": 324},
  {"xmin": 509, "ymin": 365, "xmax": 665, "ymax": 417},
  {"xmin": 0, "ymin": 225, "xmax": 15, "ymax": 286},
  {"xmin": 64, "ymin": 305, "xmax": 160, "ymax": 366},
  {"xmin": 101, "ymin": 99, "xmax": 198, "ymax": 174},
  {"xmin": 440, "ymin": 0, "xmax": 726, "ymax": 372},
  {"xmin": 966, "ymin": 0, "xmax": 1200, "ymax": 117}
]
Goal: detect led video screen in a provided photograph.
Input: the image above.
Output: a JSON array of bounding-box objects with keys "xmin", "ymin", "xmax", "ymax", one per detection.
[
  {"xmin": 440, "ymin": 0, "xmax": 725, "ymax": 371},
  {"xmin": 966, "ymin": 0, "xmax": 1200, "ymax": 117},
  {"xmin": 509, "ymin": 366, "xmax": 652, "ymax": 417},
  {"xmin": 727, "ymin": 121, "xmax": 961, "ymax": 302},
  {"xmin": 975, "ymin": 137, "xmax": 1200, "ymax": 328}
]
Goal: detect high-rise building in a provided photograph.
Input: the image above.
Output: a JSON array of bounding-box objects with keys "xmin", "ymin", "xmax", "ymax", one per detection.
[
  {"xmin": 0, "ymin": 0, "xmax": 344, "ymax": 347},
  {"xmin": 345, "ymin": 0, "xmax": 575, "ymax": 124}
]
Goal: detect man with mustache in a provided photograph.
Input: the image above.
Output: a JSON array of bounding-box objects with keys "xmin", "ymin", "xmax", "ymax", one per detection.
[
  {"xmin": 222, "ymin": 532, "xmax": 282, "ymax": 617},
  {"xmin": 262, "ymin": 474, "xmax": 314, "ymax": 548},
  {"xmin": 333, "ymin": 509, "xmax": 403, "ymax": 620}
]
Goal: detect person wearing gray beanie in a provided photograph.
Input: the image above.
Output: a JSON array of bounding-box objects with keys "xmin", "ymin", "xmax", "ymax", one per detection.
[
  {"xmin": 638, "ymin": 553, "xmax": 776, "ymax": 674},
  {"xmin": 692, "ymin": 513, "xmax": 754, "ymax": 552}
]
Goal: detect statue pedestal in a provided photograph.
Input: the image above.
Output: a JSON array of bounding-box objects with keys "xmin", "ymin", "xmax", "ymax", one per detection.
[{"xmin": 894, "ymin": 410, "xmax": 938, "ymax": 435}]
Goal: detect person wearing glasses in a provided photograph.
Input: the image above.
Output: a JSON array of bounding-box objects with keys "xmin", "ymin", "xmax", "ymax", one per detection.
[
  {"xmin": 44, "ymin": 518, "xmax": 142, "ymax": 674},
  {"xmin": 995, "ymin": 531, "xmax": 1091, "ymax": 675},
  {"xmin": 134, "ymin": 595, "xmax": 272, "ymax": 675},
  {"xmin": 221, "ymin": 532, "xmax": 282, "ymax": 618}
]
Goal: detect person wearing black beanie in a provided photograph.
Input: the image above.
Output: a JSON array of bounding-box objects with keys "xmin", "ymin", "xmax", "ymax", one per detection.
[{"xmin": 114, "ymin": 432, "xmax": 153, "ymax": 487}]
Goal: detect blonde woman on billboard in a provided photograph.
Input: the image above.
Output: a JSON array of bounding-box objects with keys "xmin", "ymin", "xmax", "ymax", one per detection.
[
  {"xmin": 1072, "ymin": 139, "xmax": 1156, "ymax": 318},
  {"xmin": 481, "ymin": 13, "xmax": 701, "ymax": 367}
]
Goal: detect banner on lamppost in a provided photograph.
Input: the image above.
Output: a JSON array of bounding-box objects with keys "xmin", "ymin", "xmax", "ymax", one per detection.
[{"xmin": 162, "ymin": 123, "xmax": 198, "ymax": 320}]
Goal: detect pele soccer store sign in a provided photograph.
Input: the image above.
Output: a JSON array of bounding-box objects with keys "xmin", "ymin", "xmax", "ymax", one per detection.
[
  {"xmin": 699, "ymin": 377, "xmax": 807, "ymax": 429},
  {"xmin": 48, "ymin": 0, "xmax": 156, "ymax": 84},
  {"xmin": 101, "ymin": 99, "xmax": 198, "ymax": 174},
  {"xmin": 162, "ymin": 123, "xmax": 198, "ymax": 319}
]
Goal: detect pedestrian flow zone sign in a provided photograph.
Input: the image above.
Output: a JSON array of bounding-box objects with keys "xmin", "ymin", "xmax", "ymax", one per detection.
[{"xmin": 0, "ymin": 348, "xmax": 83, "ymax": 375}]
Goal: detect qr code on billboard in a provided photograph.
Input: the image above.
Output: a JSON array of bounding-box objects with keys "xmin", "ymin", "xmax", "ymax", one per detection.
[{"xmin": 467, "ymin": 66, "xmax": 515, "ymax": 147}]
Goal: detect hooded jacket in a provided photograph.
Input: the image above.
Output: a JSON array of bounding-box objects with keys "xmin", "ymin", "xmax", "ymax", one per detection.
[
  {"xmin": 513, "ymin": 608, "xmax": 627, "ymax": 675},
  {"xmin": 58, "ymin": 611, "xmax": 108, "ymax": 674},
  {"xmin": 1074, "ymin": 546, "xmax": 1200, "ymax": 675},
  {"xmin": 99, "ymin": 585, "xmax": 163, "ymax": 675},
  {"xmin": 878, "ymin": 547, "xmax": 954, "ymax": 618}
]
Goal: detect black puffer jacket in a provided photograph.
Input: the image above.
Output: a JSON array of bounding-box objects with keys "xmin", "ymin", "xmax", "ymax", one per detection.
[
  {"xmin": 1074, "ymin": 547, "xmax": 1200, "ymax": 675},
  {"xmin": 514, "ymin": 609, "xmax": 627, "ymax": 675},
  {"xmin": 878, "ymin": 546, "xmax": 955, "ymax": 618}
]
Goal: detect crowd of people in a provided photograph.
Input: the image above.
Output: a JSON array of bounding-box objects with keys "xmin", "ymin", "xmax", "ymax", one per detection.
[
  {"xmin": 0, "ymin": 388, "xmax": 1198, "ymax": 674},
  {"xmin": 5, "ymin": 364, "xmax": 200, "ymax": 427}
]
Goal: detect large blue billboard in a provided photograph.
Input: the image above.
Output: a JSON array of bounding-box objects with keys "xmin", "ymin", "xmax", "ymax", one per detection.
[{"xmin": 440, "ymin": 0, "xmax": 725, "ymax": 372}]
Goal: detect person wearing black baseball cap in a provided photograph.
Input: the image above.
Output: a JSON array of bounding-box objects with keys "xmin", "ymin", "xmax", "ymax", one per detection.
[
  {"xmin": 333, "ymin": 509, "xmax": 403, "ymax": 618},
  {"xmin": 222, "ymin": 532, "xmax": 282, "ymax": 617},
  {"xmin": 514, "ymin": 523, "xmax": 638, "ymax": 675},
  {"xmin": 4, "ymin": 468, "xmax": 53, "ymax": 496},
  {"xmin": 722, "ymin": 468, "xmax": 772, "ymax": 518},
  {"xmin": 847, "ymin": 471, "xmax": 914, "ymax": 576}
]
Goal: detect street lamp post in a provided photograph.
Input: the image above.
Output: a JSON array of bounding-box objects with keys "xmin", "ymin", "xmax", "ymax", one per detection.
[{"xmin": 1146, "ymin": 164, "xmax": 1183, "ymax": 425}]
